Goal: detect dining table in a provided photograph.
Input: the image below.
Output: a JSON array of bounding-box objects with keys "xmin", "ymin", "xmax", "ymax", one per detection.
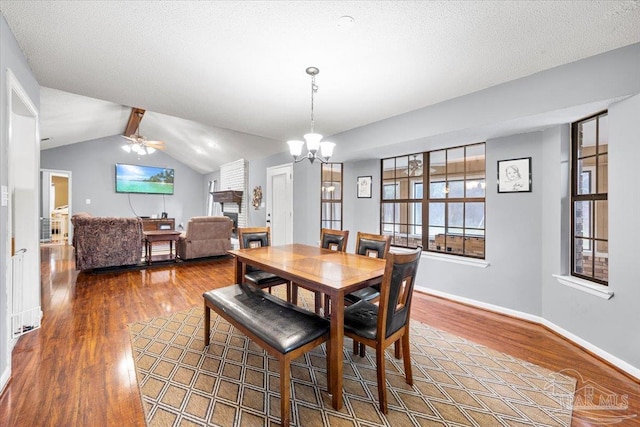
[{"xmin": 228, "ymin": 243, "xmax": 387, "ymax": 410}]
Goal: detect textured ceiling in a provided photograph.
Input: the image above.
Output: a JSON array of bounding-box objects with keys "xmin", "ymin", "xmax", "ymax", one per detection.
[{"xmin": 1, "ymin": 1, "xmax": 639, "ymax": 173}]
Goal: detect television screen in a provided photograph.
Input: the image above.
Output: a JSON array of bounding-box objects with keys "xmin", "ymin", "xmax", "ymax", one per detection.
[{"xmin": 115, "ymin": 163, "xmax": 174, "ymax": 195}]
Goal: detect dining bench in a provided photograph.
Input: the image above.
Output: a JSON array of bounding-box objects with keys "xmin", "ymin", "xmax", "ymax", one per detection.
[{"xmin": 203, "ymin": 283, "xmax": 331, "ymax": 426}]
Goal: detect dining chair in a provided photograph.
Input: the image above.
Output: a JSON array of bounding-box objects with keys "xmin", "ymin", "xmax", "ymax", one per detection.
[
  {"xmin": 237, "ymin": 227, "xmax": 292, "ymax": 302},
  {"xmin": 343, "ymin": 246, "xmax": 422, "ymax": 413},
  {"xmin": 320, "ymin": 228, "xmax": 349, "ymax": 252},
  {"xmin": 318, "ymin": 228, "xmax": 349, "ymax": 313},
  {"xmin": 345, "ymin": 232, "xmax": 391, "ymax": 304},
  {"xmin": 294, "ymin": 228, "xmax": 349, "ymax": 313}
]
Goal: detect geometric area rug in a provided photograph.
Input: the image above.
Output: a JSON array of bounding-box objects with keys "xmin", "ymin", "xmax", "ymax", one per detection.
[{"xmin": 129, "ymin": 293, "xmax": 576, "ymax": 426}]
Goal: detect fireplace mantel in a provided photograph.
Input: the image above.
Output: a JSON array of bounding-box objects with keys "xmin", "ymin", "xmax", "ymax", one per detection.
[{"xmin": 211, "ymin": 190, "xmax": 243, "ymax": 213}]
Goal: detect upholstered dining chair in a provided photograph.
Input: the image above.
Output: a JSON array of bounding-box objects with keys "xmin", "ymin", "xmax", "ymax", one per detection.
[
  {"xmin": 315, "ymin": 228, "xmax": 350, "ymax": 313},
  {"xmin": 292, "ymin": 228, "xmax": 350, "ymax": 313},
  {"xmin": 320, "ymin": 228, "xmax": 349, "ymax": 252},
  {"xmin": 343, "ymin": 232, "xmax": 392, "ymax": 355},
  {"xmin": 344, "ymin": 232, "xmax": 391, "ymax": 304},
  {"xmin": 343, "ymin": 246, "xmax": 422, "ymax": 413},
  {"xmin": 237, "ymin": 227, "xmax": 292, "ymax": 302}
]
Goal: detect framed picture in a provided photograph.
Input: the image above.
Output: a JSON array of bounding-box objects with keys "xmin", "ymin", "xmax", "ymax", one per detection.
[
  {"xmin": 357, "ymin": 176, "xmax": 372, "ymax": 198},
  {"xmin": 497, "ymin": 157, "xmax": 532, "ymax": 193}
]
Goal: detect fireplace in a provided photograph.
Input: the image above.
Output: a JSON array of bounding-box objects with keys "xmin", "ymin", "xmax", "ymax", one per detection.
[{"xmin": 222, "ymin": 212, "xmax": 238, "ymax": 238}]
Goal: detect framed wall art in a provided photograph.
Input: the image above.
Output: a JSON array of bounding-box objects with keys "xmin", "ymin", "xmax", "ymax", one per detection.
[
  {"xmin": 357, "ymin": 176, "xmax": 372, "ymax": 198},
  {"xmin": 497, "ymin": 157, "xmax": 531, "ymax": 193}
]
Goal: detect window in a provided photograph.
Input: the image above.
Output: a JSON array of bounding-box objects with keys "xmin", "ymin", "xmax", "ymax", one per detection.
[
  {"xmin": 321, "ymin": 163, "xmax": 343, "ymax": 230},
  {"xmin": 427, "ymin": 144, "xmax": 485, "ymax": 258},
  {"xmin": 381, "ymin": 154, "xmax": 423, "ymax": 247},
  {"xmin": 571, "ymin": 111, "xmax": 608, "ymax": 285},
  {"xmin": 381, "ymin": 144, "xmax": 486, "ymax": 259}
]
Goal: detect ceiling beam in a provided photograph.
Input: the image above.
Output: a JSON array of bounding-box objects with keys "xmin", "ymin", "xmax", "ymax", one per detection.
[{"xmin": 124, "ymin": 108, "xmax": 145, "ymax": 136}]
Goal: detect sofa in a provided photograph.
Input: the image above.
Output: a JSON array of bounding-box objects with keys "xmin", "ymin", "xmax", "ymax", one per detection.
[
  {"xmin": 71, "ymin": 215, "xmax": 144, "ymax": 270},
  {"xmin": 177, "ymin": 216, "xmax": 232, "ymax": 260}
]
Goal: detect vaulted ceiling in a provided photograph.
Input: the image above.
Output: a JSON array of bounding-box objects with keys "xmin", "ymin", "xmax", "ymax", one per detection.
[{"xmin": 1, "ymin": 1, "xmax": 639, "ymax": 173}]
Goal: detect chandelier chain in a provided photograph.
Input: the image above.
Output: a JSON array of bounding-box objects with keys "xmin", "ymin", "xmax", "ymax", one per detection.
[{"xmin": 310, "ymin": 74, "xmax": 318, "ymax": 133}]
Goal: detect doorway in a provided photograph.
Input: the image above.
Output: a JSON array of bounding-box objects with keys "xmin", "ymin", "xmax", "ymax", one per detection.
[
  {"xmin": 40, "ymin": 170, "xmax": 72, "ymax": 245},
  {"xmin": 1, "ymin": 70, "xmax": 41, "ymax": 391},
  {"xmin": 266, "ymin": 164, "xmax": 293, "ymax": 245}
]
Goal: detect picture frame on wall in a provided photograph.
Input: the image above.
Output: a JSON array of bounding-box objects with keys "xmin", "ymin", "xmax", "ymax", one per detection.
[
  {"xmin": 357, "ymin": 176, "xmax": 372, "ymax": 198},
  {"xmin": 497, "ymin": 157, "xmax": 532, "ymax": 193}
]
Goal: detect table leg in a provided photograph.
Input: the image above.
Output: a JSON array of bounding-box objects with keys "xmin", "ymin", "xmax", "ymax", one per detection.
[
  {"xmin": 146, "ymin": 241, "xmax": 151, "ymax": 265},
  {"xmin": 234, "ymin": 256, "xmax": 243, "ymax": 284},
  {"xmin": 329, "ymin": 294, "xmax": 344, "ymax": 410}
]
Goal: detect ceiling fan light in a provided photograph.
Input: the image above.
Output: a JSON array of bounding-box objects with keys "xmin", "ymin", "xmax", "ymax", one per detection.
[
  {"xmin": 287, "ymin": 140, "xmax": 304, "ymax": 157},
  {"xmin": 146, "ymin": 146, "xmax": 156, "ymax": 154},
  {"xmin": 304, "ymin": 133, "xmax": 323, "ymax": 152},
  {"xmin": 319, "ymin": 141, "xmax": 335, "ymax": 159},
  {"xmin": 122, "ymin": 145, "xmax": 132, "ymax": 153}
]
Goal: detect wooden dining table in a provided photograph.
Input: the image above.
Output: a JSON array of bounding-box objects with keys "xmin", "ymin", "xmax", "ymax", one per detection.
[{"xmin": 228, "ymin": 243, "xmax": 386, "ymax": 410}]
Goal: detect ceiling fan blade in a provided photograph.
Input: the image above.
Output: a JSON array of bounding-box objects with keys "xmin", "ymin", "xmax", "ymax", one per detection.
[{"xmin": 123, "ymin": 135, "xmax": 138, "ymax": 142}]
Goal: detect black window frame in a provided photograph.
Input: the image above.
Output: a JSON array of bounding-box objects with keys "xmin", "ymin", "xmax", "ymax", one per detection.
[
  {"xmin": 380, "ymin": 143, "xmax": 486, "ymax": 259},
  {"xmin": 320, "ymin": 162, "xmax": 344, "ymax": 231},
  {"xmin": 571, "ymin": 111, "xmax": 609, "ymax": 285}
]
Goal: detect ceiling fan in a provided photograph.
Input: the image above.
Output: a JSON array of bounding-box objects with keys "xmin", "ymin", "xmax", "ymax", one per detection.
[
  {"xmin": 122, "ymin": 108, "xmax": 165, "ymax": 155},
  {"xmin": 408, "ymin": 154, "xmax": 423, "ymax": 176}
]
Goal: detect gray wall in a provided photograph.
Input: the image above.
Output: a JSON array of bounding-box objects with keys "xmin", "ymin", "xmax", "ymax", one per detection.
[
  {"xmin": 342, "ymin": 159, "xmax": 380, "ymax": 253},
  {"xmin": 0, "ymin": 15, "xmax": 41, "ymax": 391},
  {"xmin": 247, "ymin": 151, "xmax": 291, "ymax": 227},
  {"xmin": 416, "ymin": 132, "xmax": 544, "ymax": 314},
  {"xmin": 40, "ymin": 135, "xmax": 206, "ymax": 227},
  {"xmin": 260, "ymin": 43, "xmax": 640, "ymax": 372},
  {"xmin": 540, "ymin": 95, "xmax": 640, "ymax": 369}
]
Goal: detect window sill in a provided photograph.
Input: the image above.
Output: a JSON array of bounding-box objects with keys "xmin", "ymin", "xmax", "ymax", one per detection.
[
  {"xmin": 552, "ymin": 274, "xmax": 613, "ymax": 300},
  {"xmin": 421, "ymin": 251, "xmax": 489, "ymax": 268}
]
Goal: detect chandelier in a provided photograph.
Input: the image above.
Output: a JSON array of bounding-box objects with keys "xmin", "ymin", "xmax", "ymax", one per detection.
[{"xmin": 287, "ymin": 67, "xmax": 335, "ymax": 164}]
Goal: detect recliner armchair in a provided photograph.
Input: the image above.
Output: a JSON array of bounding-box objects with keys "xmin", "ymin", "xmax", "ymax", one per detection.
[{"xmin": 176, "ymin": 216, "xmax": 232, "ymax": 260}]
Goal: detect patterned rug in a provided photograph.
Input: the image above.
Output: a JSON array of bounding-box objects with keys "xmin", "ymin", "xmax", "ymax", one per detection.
[{"xmin": 129, "ymin": 290, "xmax": 576, "ymax": 426}]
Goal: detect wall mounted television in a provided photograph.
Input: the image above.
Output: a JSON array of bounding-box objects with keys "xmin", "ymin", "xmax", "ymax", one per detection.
[{"xmin": 115, "ymin": 163, "xmax": 174, "ymax": 195}]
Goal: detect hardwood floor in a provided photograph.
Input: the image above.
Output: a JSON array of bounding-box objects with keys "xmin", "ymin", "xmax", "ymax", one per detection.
[{"xmin": 0, "ymin": 245, "xmax": 638, "ymax": 426}]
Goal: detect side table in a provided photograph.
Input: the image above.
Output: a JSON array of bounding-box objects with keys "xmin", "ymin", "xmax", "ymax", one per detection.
[{"xmin": 143, "ymin": 230, "xmax": 182, "ymax": 264}]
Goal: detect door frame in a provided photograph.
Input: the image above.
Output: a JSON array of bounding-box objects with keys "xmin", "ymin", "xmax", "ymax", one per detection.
[
  {"xmin": 266, "ymin": 163, "xmax": 293, "ymax": 245},
  {"xmin": 2, "ymin": 69, "xmax": 40, "ymax": 391},
  {"xmin": 40, "ymin": 169, "xmax": 73, "ymax": 245}
]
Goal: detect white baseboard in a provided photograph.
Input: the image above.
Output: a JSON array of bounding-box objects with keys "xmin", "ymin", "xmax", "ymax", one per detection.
[{"xmin": 417, "ymin": 286, "xmax": 640, "ymax": 381}]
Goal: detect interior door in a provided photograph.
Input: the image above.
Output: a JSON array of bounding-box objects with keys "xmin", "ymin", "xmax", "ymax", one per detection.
[
  {"xmin": 266, "ymin": 164, "xmax": 293, "ymax": 245},
  {"xmin": 1, "ymin": 70, "xmax": 41, "ymax": 391}
]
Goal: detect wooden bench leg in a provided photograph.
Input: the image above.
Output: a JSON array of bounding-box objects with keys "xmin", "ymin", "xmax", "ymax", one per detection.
[
  {"xmin": 204, "ymin": 302, "xmax": 211, "ymax": 346},
  {"xmin": 280, "ymin": 357, "xmax": 291, "ymax": 427}
]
